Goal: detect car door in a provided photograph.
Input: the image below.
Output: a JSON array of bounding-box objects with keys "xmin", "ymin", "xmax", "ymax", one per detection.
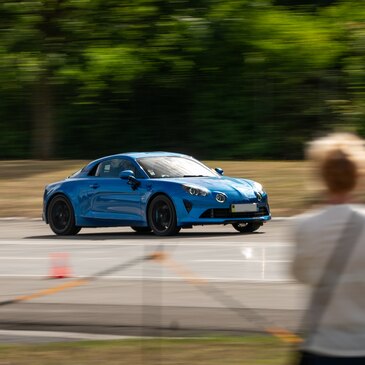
[{"xmin": 83, "ymin": 158, "xmax": 145, "ymax": 223}]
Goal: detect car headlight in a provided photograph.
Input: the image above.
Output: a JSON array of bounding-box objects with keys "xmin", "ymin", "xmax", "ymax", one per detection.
[
  {"xmin": 252, "ymin": 182, "xmax": 266, "ymax": 201},
  {"xmin": 182, "ymin": 184, "xmax": 209, "ymax": 197},
  {"xmin": 252, "ymin": 182, "xmax": 264, "ymax": 194}
]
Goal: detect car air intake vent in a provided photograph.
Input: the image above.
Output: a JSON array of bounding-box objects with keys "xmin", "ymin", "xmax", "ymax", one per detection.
[
  {"xmin": 183, "ymin": 199, "xmax": 193, "ymax": 213},
  {"xmin": 200, "ymin": 207, "xmax": 269, "ymax": 219}
]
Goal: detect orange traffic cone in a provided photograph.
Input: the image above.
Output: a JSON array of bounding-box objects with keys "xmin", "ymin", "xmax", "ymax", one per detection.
[{"xmin": 49, "ymin": 253, "xmax": 72, "ymax": 279}]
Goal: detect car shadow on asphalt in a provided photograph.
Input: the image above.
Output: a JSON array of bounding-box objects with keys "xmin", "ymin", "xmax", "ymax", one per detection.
[{"xmin": 25, "ymin": 231, "xmax": 264, "ymax": 240}]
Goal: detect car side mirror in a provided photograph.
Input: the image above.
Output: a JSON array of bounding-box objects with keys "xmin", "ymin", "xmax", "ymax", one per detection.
[
  {"xmin": 119, "ymin": 170, "xmax": 140, "ymax": 190},
  {"xmin": 215, "ymin": 167, "xmax": 224, "ymax": 175},
  {"xmin": 119, "ymin": 170, "xmax": 135, "ymax": 179}
]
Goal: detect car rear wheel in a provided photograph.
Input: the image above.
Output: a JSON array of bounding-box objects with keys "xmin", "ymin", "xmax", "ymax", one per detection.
[
  {"xmin": 148, "ymin": 195, "xmax": 181, "ymax": 236},
  {"xmin": 232, "ymin": 222, "xmax": 262, "ymax": 233},
  {"xmin": 131, "ymin": 226, "xmax": 152, "ymax": 234},
  {"xmin": 48, "ymin": 195, "xmax": 81, "ymax": 235}
]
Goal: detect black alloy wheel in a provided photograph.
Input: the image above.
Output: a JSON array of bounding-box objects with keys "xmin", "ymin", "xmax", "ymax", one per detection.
[
  {"xmin": 131, "ymin": 226, "xmax": 152, "ymax": 234},
  {"xmin": 232, "ymin": 222, "xmax": 262, "ymax": 233},
  {"xmin": 148, "ymin": 195, "xmax": 181, "ymax": 236},
  {"xmin": 48, "ymin": 195, "xmax": 81, "ymax": 235}
]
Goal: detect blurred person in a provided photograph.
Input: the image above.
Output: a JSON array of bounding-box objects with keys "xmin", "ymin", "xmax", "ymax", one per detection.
[{"xmin": 292, "ymin": 133, "xmax": 365, "ymax": 365}]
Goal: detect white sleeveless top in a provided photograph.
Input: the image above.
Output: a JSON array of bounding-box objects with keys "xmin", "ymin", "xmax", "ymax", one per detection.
[{"xmin": 292, "ymin": 204, "xmax": 365, "ymax": 356}]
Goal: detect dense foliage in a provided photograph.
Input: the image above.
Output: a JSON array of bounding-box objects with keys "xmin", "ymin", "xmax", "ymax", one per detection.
[{"xmin": 0, "ymin": 0, "xmax": 364, "ymax": 159}]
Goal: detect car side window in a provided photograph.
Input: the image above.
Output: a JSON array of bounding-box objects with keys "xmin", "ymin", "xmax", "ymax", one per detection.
[{"xmin": 95, "ymin": 158, "xmax": 142, "ymax": 178}]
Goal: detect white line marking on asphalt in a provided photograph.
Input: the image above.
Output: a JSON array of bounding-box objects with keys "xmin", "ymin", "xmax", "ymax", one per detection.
[
  {"xmin": 0, "ymin": 217, "xmax": 29, "ymax": 221},
  {"xmin": 0, "ymin": 274, "xmax": 295, "ymax": 282},
  {"xmin": 0, "ymin": 257, "xmax": 47, "ymax": 260},
  {"xmin": 0, "ymin": 217, "xmax": 43, "ymax": 221},
  {"xmin": 0, "ymin": 240, "xmax": 292, "ymax": 247},
  {"xmin": 0, "ymin": 257, "xmax": 146, "ymax": 260},
  {"xmin": 0, "ymin": 257, "xmax": 292, "ymax": 262},
  {"xmin": 192, "ymin": 259, "xmax": 290, "ymax": 263},
  {"xmin": 0, "ymin": 329, "xmax": 133, "ymax": 340}
]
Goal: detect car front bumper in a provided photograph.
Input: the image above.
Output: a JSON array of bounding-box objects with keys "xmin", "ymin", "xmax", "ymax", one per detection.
[{"xmin": 173, "ymin": 194, "xmax": 271, "ymax": 227}]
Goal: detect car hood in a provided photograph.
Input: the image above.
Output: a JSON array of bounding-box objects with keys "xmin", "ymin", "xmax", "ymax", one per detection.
[{"xmin": 162, "ymin": 176, "xmax": 258, "ymax": 199}]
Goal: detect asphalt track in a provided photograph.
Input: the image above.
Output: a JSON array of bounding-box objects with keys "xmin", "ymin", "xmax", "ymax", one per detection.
[{"xmin": 0, "ymin": 219, "xmax": 309, "ymax": 342}]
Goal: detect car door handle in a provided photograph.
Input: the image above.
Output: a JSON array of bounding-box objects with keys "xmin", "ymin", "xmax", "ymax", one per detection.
[{"xmin": 89, "ymin": 183, "xmax": 100, "ymax": 189}]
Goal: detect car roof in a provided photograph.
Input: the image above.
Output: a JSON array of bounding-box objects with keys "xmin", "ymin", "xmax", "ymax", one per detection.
[
  {"xmin": 96, "ymin": 151, "xmax": 191, "ymax": 161},
  {"xmin": 83, "ymin": 151, "xmax": 192, "ymax": 172}
]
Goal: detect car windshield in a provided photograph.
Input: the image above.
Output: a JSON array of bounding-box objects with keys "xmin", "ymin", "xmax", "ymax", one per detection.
[{"xmin": 137, "ymin": 156, "xmax": 217, "ymax": 179}]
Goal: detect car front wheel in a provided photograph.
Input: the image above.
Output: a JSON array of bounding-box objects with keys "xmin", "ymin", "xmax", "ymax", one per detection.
[
  {"xmin": 48, "ymin": 195, "xmax": 81, "ymax": 235},
  {"xmin": 232, "ymin": 222, "xmax": 262, "ymax": 233},
  {"xmin": 148, "ymin": 195, "xmax": 181, "ymax": 236}
]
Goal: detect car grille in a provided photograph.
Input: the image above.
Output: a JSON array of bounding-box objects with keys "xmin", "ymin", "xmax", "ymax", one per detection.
[{"xmin": 200, "ymin": 207, "xmax": 269, "ymax": 219}]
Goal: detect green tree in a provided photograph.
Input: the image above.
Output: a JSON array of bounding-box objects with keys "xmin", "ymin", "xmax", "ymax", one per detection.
[{"xmin": 0, "ymin": 0, "xmax": 364, "ymax": 160}]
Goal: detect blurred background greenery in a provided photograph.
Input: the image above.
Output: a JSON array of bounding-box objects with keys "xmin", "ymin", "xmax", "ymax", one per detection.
[{"xmin": 0, "ymin": 0, "xmax": 364, "ymax": 160}]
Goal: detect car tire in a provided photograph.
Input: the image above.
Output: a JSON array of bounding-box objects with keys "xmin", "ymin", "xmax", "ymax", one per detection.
[
  {"xmin": 48, "ymin": 195, "xmax": 81, "ymax": 235},
  {"xmin": 232, "ymin": 222, "xmax": 262, "ymax": 233},
  {"xmin": 131, "ymin": 226, "xmax": 152, "ymax": 234},
  {"xmin": 148, "ymin": 195, "xmax": 181, "ymax": 236}
]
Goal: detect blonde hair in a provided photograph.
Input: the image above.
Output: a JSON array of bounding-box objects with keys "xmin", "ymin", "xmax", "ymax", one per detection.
[{"xmin": 306, "ymin": 133, "xmax": 365, "ymax": 194}]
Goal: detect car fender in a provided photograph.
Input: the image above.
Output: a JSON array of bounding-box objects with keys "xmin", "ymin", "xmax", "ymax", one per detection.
[
  {"xmin": 143, "ymin": 183, "xmax": 188, "ymax": 226},
  {"xmin": 44, "ymin": 183, "xmax": 79, "ymax": 225}
]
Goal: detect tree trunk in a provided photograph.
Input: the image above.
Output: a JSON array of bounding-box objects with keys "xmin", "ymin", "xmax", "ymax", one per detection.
[{"xmin": 31, "ymin": 76, "xmax": 55, "ymax": 159}]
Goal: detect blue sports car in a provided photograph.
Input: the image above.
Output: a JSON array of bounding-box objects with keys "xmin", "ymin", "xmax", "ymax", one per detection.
[{"xmin": 43, "ymin": 152, "xmax": 271, "ymax": 236}]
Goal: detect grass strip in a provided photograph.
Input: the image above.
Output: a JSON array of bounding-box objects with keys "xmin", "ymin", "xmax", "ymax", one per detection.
[{"xmin": 0, "ymin": 336, "xmax": 297, "ymax": 364}]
